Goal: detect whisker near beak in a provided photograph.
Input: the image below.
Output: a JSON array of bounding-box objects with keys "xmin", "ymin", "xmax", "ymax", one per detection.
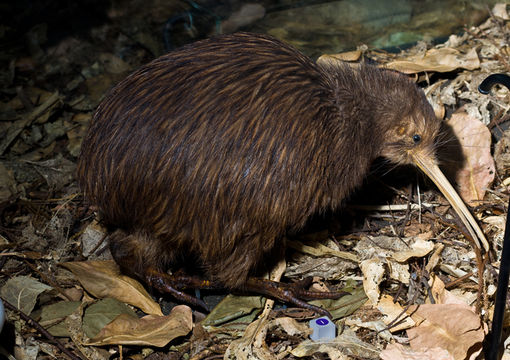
[{"xmin": 411, "ymin": 150, "xmax": 489, "ymax": 252}]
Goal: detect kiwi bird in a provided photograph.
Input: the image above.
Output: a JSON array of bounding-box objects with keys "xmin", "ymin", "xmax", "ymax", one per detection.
[{"xmin": 77, "ymin": 32, "xmax": 488, "ymax": 316}]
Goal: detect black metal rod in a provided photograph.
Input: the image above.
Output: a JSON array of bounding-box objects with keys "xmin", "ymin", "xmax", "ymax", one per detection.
[
  {"xmin": 487, "ymin": 198, "xmax": 510, "ymax": 359},
  {"xmin": 479, "ymin": 73, "xmax": 510, "ymax": 360},
  {"xmin": 478, "ymin": 73, "xmax": 510, "ymax": 94}
]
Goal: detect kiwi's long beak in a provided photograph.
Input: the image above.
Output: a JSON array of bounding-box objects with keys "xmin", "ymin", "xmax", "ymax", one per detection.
[{"xmin": 412, "ymin": 151, "xmax": 489, "ymax": 252}]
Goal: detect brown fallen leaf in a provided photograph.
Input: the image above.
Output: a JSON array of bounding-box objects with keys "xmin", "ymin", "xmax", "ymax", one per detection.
[
  {"xmin": 289, "ymin": 240, "xmax": 359, "ymax": 262},
  {"xmin": 377, "ymin": 295, "xmax": 415, "ymax": 332},
  {"xmin": 447, "ymin": 109, "xmax": 495, "ymax": 203},
  {"xmin": 317, "ymin": 50, "xmax": 362, "ymax": 65},
  {"xmin": 61, "ymin": 260, "xmax": 162, "ymax": 316},
  {"xmin": 0, "ymin": 162, "xmax": 17, "ymax": 201},
  {"xmin": 493, "ymin": 3, "xmax": 510, "ymax": 20},
  {"xmin": 98, "ymin": 53, "xmax": 131, "ymax": 74},
  {"xmin": 225, "ymin": 316, "xmax": 311, "ymax": 360},
  {"xmin": 427, "ymin": 274, "xmax": 474, "ymax": 306},
  {"xmin": 407, "ymin": 304, "xmax": 485, "ymax": 360},
  {"xmin": 0, "ymin": 276, "xmax": 52, "ymax": 315},
  {"xmin": 86, "ymin": 305, "xmax": 192, "ymax": 347},
  {"xmin": 64, "ymin": 301, "xmax": 111, "ymax": 360},
  {"xmin": 381, "ymin": 343, "xmax": 454, "ymax": 360},
  {"xmin": 292, "ymin": 329, "xmax": 380, "ymax": 359},
  {"xmin": 385, "ymin": 47, "xmax": 480, "ymax": 74},
  {"xmin": 356, "ymin": 234, "xmax": 434, "ymax": 305},
  {"xmin": 359, "ymin": 258, "xmax": 385, "ymax": 304}
]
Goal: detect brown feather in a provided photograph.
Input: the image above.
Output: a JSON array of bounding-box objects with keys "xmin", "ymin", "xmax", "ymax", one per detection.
[{"xmin": 77, "ymin": 32, "xmax": 439, "ymax": 288}]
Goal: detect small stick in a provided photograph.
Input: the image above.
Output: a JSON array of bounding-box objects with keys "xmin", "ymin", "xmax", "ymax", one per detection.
[
  {"xmin": 0, "ymin": 295, "xmax": 83, "ymax": 360},
  {"xmin": 444, "ymin": 271, "xmax": 474, "ymax": 289},
  {"xmin": 23, "ymin": 260, "xmax": 74, "ymax": 302},
  {"xmin": 0, "ymin": 91, "xmax": 61, "ymax": 155}
]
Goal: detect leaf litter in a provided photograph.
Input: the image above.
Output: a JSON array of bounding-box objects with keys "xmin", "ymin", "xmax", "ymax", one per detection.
[{"xmin": 1, "ymin": 2, "xmax": 510, "ymax": 359}]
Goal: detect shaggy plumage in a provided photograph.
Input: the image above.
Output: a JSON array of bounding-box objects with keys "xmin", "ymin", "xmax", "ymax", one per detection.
[{"xmin": 77, "ymin": 32, "xmax": 438, "ymax": 292}]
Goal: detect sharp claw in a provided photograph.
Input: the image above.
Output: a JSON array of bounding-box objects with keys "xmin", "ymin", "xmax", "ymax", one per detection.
[
  {"xmin": 243, "ymin": 277, "xmax": 341, "ymax": 318},
  {"xmin": 146, "ymin": 270, "xmax": 209, "ymax": 312},
  {"xmin": 144, "ymin": 268, "xmax": 338, "ymax": 316}
]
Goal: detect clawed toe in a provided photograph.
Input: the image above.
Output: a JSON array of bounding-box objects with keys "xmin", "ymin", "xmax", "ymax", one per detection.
[
  {"xmin": 243, "ymin": 277, "xmax": 345, "ymax": 318},
  {"xmin": 145, "ymin": 268, "xmax": 209, "ymax": 311}
]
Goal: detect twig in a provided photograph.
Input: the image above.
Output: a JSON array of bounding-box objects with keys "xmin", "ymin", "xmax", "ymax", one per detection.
[
  {"xmin": 189, "ymin": 344, "xmax": 228, "ymax": 360},
  {"xmin": 350, "ymin": 203, "xmax": 436, "ymax": 211},
  {"xmin": 0, "ymin": 295, "xmax": 83, "ymax": 360},
  {"xmin": 434, "ymin": 212, "xmax": 487, "ymax": 313},
  {"xmin": 474, "ymin": 247, "xmax": 488, "ymax": 317},
  {"xmin": 23, "ymin": 260, "xmax": 74, "ymax": 301},
  {"xmin": 445, "ymin": 271, "xmax": 474, "ymax": 289},
  {"xmin": 0, "ymin": 91, "xmax": 62, "ymax": 155}
]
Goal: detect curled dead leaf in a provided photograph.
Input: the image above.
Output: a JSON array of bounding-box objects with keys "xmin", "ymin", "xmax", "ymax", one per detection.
[
  {"xmin": 392, "ymin": 238, "xmax": 434, "ymax": 262},
  {"xmin": 61, "ymin": 260, "xmax": 162, "ymax": 316},
  {"xmin": 317, "ymin": 50, "xmax": 362, "ymax": 65},
  {"xmin": 289, "ymin": 240, "xmax": 359, "ymax": 262},
  {"xmin": 446, "ymin": 109, "xmax": 495, "ymax": 203},
  {"xmin": 359, "ymin": 258, "xmax": 385, "ymax": 304},
  {"xmin": 407, "ymin": 304, "xmax": 485, "ymax": 360},
  {"xmin": 377, "ymin": 295, "xmax": 415, "ymax": 332},
  {"xmin": 385, "ymin": 48, "xmax": 480, "ymax": 74},
  {"xmin": 86, "ymin": 305, "xmax": 193, "ymax": 347},
  {"xmin": 225, "ymin": 317, "xmax": 310, "ymax": 360},
  {"xmin": 381, "ymin": 343, "xmax": 454, "ymax": 360}
]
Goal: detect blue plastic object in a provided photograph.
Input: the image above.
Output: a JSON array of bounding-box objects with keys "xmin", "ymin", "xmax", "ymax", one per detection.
[
  {"xmin": 309, "ymin": 316, "xmax": 336, "ymax": 341},
  {"xmin": 0, "ymin": 298, "xmax": 4, "ymax": 334}
]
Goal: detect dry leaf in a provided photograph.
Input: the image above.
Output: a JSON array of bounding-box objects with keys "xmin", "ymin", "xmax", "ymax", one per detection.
[
  {"xmin": 86, "ymin": 305, "xmax": 192, "ymax": 347},
  {"xmin": 40, "ymin": 301, "xmax": 81, "ymax": 337},
  {"xmin": 493, "ymin": 3, "xmax": 509, "ymax": 20},
  {"xmin": 359, "ymin": 258, "xmax": 385, "ymax": 304},
  {"xmin": 387, "ymin": 261, "xmax": 410, "ymax": 285},
  {"xmin": 392, "ymin": 238, "xmax": 434, "ymax": 262},
  {"xmin": 447, "ymin": 109, "xmax": 495, "ymax": 203},
  {"xmin": 292, "ymin": 328, "xmax": 379, "ymax": 359},
  {"xmin": 310, "ymin": 286, "xmax": 367, "ymax": 320},
  {"xmin": 428, "ymin": 274, "xmax": 472, "ymax": 306},
  {"xmin": 80, "ymin": 220, "xmax": 107, "ymax": 258},
  {"xmin": 61, "ymin": 260, "xmax": 162, "ymax": 316},
  {"xmin": 385, "ymin": 48, "xmax": 480, "ymax": 74},
  {"xmin": 82, "ymin": 298, "xmax": 138, "ymax": 338},
  {"xmin": 66, "ymin": 112, "xmax": 90, "ymax": 156},
  {"xmin": 317, "ymin": 50, "xmax": 362, "ymax": 65},
  {"xmin": 407, "ymin": 304, "xmax": 485, "ymax": 360},
  {"xmin": 202, "ymin": 294, "xmax": 263, "ymax": 327},
  {"xmin": 224, "ymin": 317, "xmax": 280, "ymax": 360},
  {"xmin": 25, "ymin": 155, "xmax": 76, "ymax": 190},
  {"xmin": 494, "ymin": 130, "xmax": 510, "ymax": 178},
  {"xmin": 98, "ymin": 53, "xmax": 131, "ymax": 74},
  {"xmin": 377, "ymin": 294, "xmax": 415, "ymax": 332},
  {"xmin": 291, "ymin": 340, "xmax": 348, "ymax": 359},
  {"xmin": 276, "ymin": 317, "xmax": 310, "ymax": 336},
  {"xmin": 0, "ymin": 276, "xmax": 52, "ymax": 315},
  {"xmin": 356, "ymin": 235, "xmax": 433, "ymax": 303},
  {"xmin": 289, "ymin": 240, "xmax": 359, "ymax": 262},
  {"xmin": 225, "ymin": 317, "xmax": 310, "ymax": 360},
  {"xmin": 0, "ymin": 162, "xmax": 17, "ymax": 201},
  {"xmin": 64, "ymin": 300, "xmax": 111, "ymax": 359},
  {"xmin": 381, "ymin": 343, "xmax": 454, "ymax": 360}
]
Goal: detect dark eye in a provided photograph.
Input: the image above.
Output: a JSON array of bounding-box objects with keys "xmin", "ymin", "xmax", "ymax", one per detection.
[{"xmin": 412, "ymin": 134, "xmax": 421, "ymax": 144}]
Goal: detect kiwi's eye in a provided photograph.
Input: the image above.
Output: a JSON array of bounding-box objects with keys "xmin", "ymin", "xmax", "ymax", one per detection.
[{"xmin": 412, "ymin": 134, "xmax": 421, "ymax": 144}]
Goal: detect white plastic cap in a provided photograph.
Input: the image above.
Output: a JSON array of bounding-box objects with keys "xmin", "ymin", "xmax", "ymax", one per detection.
[{"xmin": 309, "ymin": 316, "xmax": 336, "ymax": 341}]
